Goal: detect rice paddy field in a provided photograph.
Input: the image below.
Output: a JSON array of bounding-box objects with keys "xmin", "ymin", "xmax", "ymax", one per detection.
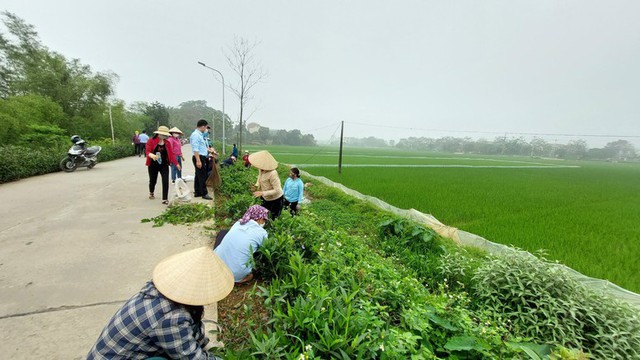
[{"xmin": 245, "ymin": 145, "xmax": 640, "ymax": 293}]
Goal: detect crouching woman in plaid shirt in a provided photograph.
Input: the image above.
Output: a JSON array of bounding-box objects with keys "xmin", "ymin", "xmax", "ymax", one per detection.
[{"xmin": 87, "ymin": 247, "xmax": 234, "ymax": 360}]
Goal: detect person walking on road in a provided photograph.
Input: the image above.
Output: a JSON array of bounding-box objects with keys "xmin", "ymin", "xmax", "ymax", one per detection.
[
  {"xmin": 138, "ymin": 130, "xmax": 149, "ymax": 158},
  {"xmin": 168, "ymin": 127, "xmax": 185, "ymax": 183},
  {"xmin": 87, "ymin": 247, "xmax": 233, "ymax": 360},
  {"xmin": 282, "ymin": 167, "xmax": 304, "ymax": 216},
  {"xmin": 190, "ymin": 119, "xmax": 213, "ymax": 200},
  {"xmin": 132, "ymin": 131, "xmax": 141, "ymax": 156},
  {"xmin": 146, "ymin": 126, "xmax": 180, "ymax": 205},
  {"xmin": 250, "ymin": 150, "xmax": 284, "ymax": 220}
]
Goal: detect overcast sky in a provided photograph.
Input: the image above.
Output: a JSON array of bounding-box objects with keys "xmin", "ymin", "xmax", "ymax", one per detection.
[{"xmin": 3, "ymin": 1, "xmax": 640, "ymax": 147}]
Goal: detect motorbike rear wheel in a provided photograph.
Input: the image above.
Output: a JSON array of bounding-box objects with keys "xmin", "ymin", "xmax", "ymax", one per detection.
[{"xmin": 60, "ymin": 157, "xmax": 78, "ymax": 172}]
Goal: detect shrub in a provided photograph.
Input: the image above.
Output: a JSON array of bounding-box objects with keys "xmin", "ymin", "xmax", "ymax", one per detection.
[
  {"xmin": 0, "ymin": 139, "xmax": 134, "ymax": 183},
  {"xmin": 92, "ymin": 139, "xmax": 134, "ymax": 161},
  {"xmin": 0, "ymin": 145, "xmax": 65, "ymax": 183},
  {"xmin": 472, "ymin": 248, "xmax": 640, "ymax": 359},
  {"xmin": 219, "ymin": 193, "xmax": 259, "ymax": 220},
  {"xmin": 217, "ymin": 165, "xmax": 256, "ymax": 197}
]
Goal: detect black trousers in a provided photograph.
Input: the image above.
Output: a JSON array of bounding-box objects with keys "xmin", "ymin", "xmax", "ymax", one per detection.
[
  {"xmin": 261, "ymin": 196, "xmax": 284, "ymax": 220},
  {"xmin": 192, "ymin": 155, "xmax": 209, "ymax": 197},
  {"xmin": 283, "ymin": 199, "xmax": 299, "ymax": 216},
  {"xmin": 148, "ymin": 162, "xmax": 169, "ymax": 200}
]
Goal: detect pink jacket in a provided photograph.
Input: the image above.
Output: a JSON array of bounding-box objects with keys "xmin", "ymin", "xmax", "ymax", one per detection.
[{"xmin": 166, "ymin": 136, "xmax": 182, "ymax": 156}]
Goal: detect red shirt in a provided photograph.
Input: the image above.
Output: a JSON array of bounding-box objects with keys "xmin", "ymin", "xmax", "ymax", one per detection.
[{"xmin": 145, "ymin": 137, "xmax": 179, "ymax": 167}]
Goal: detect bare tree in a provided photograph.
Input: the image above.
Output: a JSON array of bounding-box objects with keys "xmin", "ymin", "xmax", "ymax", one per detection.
[{"xmin": 225, "ymin": 36, "xmax": 266, "ymax": 152}]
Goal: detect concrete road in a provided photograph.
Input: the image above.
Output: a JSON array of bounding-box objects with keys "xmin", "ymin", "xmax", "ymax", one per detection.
[{"xmin": 0, "ymin": 151, "xmax": 214, "ymax": 359}]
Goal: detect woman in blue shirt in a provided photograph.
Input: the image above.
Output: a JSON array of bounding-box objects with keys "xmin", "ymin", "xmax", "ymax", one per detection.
[
  {"xmin": 282, "ymin": 167, "xmax": 304, "ymax": 216},
  {"xmin": 214, "ymin": 205, "xmax": 269, "ymax": 283}
]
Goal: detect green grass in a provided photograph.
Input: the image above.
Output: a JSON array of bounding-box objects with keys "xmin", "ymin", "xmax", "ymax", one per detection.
[{"xmin": 246, "ymin": 145, "xmax": 640, "ymax": 293}]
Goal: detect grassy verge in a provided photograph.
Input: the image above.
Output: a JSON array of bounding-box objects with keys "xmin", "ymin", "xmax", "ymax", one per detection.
[
  {"xmin": 246, "ymin": 145, "xmax": 640, "ymax": 293},
  {"xmin": 211, "ymin": 163, "xmax": 640, "ymax": 359}
]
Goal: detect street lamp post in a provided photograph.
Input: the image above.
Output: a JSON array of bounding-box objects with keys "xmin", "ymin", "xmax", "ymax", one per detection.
[{"xmin": 197, "ymin": 61, "xmax": 226, "ymax": 154}]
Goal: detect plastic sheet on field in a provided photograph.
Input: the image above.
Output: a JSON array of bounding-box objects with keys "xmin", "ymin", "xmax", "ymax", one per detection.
[{"xmin": 300, "ymin": 170, "xmax": 640, "ymax": 308}]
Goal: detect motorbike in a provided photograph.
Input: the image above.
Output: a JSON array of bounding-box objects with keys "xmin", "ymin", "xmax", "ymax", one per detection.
[{"xmin": 59, "ymin": 135, "xmax": 102, "ymax": 172}]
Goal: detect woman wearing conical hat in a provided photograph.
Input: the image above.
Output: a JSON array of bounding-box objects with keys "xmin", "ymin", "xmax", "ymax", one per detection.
[
  {"xmin": 249, "ymin": 150, "xmax": 284, "ymax": 219},
  {"xmin": 87, "ymin": 247, "xmax": 233, "ymax": 359},
  {"xmin": 168, "ymin": 127, "xmax": 185, "ymax": 183},
  {"xmin": 146, "ymin": 125, "xmax": 181, "ymax": 205}
]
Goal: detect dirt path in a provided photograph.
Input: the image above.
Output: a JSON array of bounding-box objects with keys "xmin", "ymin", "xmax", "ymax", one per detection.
[{"xmin": 0, "ymin": 150, "xmax": 214, "ymax": 359}]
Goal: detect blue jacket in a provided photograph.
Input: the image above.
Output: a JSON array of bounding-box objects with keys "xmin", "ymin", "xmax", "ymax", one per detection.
[{"xmin": 283, "ymin": 177, "xmax": 304, "ymax": 202}]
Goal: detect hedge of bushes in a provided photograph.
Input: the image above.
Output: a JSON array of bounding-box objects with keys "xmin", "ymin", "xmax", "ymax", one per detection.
[{"xmin": 0, "ymin": 140, "xmax": 134, "ymax": 183}]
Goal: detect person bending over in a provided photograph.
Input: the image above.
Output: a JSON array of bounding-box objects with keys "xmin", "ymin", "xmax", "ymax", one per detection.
[
  {"xmin": 214, "ymin": 205, "xmax": 269, "ymax": 284},
  {"xmin": 249, "ymin": 151, "xmax": 284, "ymax": 219},
  {"xmin": 87, "ymin": 247, "xmax": 233, "ymax": 360}
]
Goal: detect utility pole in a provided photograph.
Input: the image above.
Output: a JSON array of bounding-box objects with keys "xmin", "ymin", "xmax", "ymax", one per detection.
[
  {"xmin": 338, "ymin": 121, "xmax": 344, "ymax": 174},
  {"xmin": 197, "ymin": 61, "xmax": 226, "ymax": 154},
  {"xmin": 108, "ymin": 103, "xmax": 115, "ymax": 145}
]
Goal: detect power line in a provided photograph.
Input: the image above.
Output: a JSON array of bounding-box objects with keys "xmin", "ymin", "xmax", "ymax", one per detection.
[
  {"xmin": 302, "ymin": 122, "xmax": 341, "ymax": 133},
  {"xmin": 345, "ymin": 121, "xmax": 640, "ymax": 139},
  {"xmin": 299, "ymin": 123, "xmax": 342, "ymax": 164}
]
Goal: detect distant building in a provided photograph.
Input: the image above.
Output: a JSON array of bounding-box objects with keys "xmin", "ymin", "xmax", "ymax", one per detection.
[{"xmin": 247, "ymin": 122, "xmax": 261, "ymax": 134}]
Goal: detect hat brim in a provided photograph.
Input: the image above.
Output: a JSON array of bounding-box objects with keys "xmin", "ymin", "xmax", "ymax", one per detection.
[
  {"xmin": 154, "ymin": 131, "xmax": 171, "ymax": 136},
  {"xmin": 248, "ymin": 151, "xmax": 278, "ymax": 170},
  {"xmin": 152, "ymin": 247, "xmax": 234, "ymax": 305}
]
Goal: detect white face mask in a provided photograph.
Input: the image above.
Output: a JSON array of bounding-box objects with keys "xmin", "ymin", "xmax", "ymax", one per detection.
[
  {"xmin": 259, "ymin": 222, "xmax": 266, "ymax": 228},
  {"xmin": 172, "ymin": 133, "xmax": 179, "ymax": 138}
]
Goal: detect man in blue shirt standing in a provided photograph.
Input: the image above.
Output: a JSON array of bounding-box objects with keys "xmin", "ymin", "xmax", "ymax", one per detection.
[
  {"xmin": 190, "ymin": 119, "xmax": 212, "ymax": 200},
  {"xmin": 138, "ymin": 130, "xmax": 149, "ymax": 158}
]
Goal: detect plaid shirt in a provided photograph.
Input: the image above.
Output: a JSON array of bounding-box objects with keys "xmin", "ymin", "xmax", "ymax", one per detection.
[{"xmin": 87, "ymin": 281, "xmax": 214, "ymax": 360}]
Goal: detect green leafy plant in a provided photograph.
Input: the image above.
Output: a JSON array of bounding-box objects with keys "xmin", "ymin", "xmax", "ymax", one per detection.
[
  {"xmin": 219, "ymin": 193, "xmax": 259, "ymax": 220},
  {"xmin": 141, "ymin": 203, "xmax": 215, "ymax": 227},
  {"xmin": 217, "ymin": 165, "xmax": 257, "ymax": 197},
  {"xmin": 472, "ymin": 248, "xmax": 640, "ymax": 359}
]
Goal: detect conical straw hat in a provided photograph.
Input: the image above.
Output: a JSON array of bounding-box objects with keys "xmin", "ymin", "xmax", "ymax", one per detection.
[
  {"xmin": 153, "ymin": 125, "xmax": 171, "ymax": 137},
  {"xmin": 248, "ymin": 150, "xmax": 278, "ymax": 170},
  {"xmin": 169, "ymin": 127, "xmax": 183, "ymax": 134},
  {"xmin": 152, "ymin": 247, "xmax": 234, "ymax": 305}
]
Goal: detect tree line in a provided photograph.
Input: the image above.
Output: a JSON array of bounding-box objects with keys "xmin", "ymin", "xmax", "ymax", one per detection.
[
  {"xmin": 0, "ymin": 12, "xmax": 314, "ymax": 151},
  {"xmin": 332, "ymin": 135, "xmax": 637, "ymax": 162},
  {"xmin": 395, "ymin": 136, "xmax": 637, "ymax": 161}
]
